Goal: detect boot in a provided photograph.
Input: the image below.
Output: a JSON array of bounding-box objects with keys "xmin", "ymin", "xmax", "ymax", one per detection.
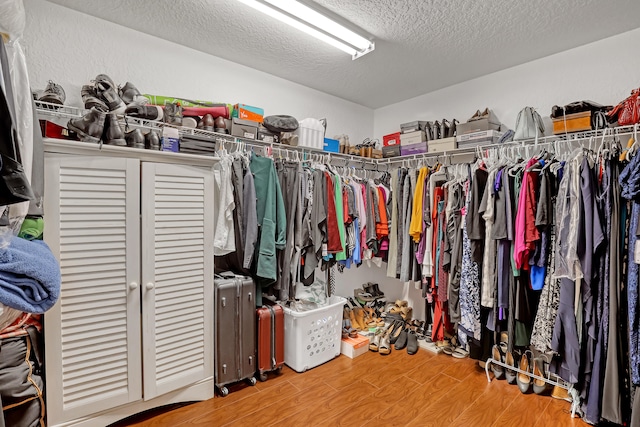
[
  {"xmin": 125, "ymin": 128, "xmax": 145, "ymax": 149},
  {"xmin": 102, "ymin": 113, "xmax": 126, "ymax": 146},
  {"xmin": 145, "ymin": 130, "xmax": 160, "ymax": 150},
  {"xmin": 118, "ymin": 82, "xmax": 148, "ymax": 106},
  {"xmin": 38, "ymin": 80, "xmax": 66, "ymax": 105},
  {"xmin": 125, "ymin": 104, "xmax": 163, "ymax": 121},
  {"xmin": 67, "ymin": 107, "xmax": 106, "ymax": 143},
  {"xmin": 214, "ymin": 116, "xmax": 227, "ymax": 133},
  {"xmin": 81, "ymin": 84, "xmax": 108, "ymax": 111},
  {"xmin": 198, "ymin": 114, "xmax": 214, "ymax": 131},
  {"xmin": 94, "ymin": 74, "xmax": 125, "ymax": 114}
]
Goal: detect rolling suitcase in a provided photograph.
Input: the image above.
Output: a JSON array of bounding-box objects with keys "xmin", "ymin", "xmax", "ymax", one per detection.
[
  {"xmin": 214, "ymin": 272, "xmax": 257, "ymax": 396},
  {"xmin": 257, "ymin": 304, "xmax": 285, "ymax": 381}
]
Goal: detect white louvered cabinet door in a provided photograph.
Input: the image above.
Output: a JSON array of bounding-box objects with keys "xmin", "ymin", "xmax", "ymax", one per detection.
[
  {"xmin": 141, "ymin": 162, "xmax": 214, "ymax": 400},
  {"xmin": 44, "ymin": 155, "xmax": 142, "ymax": 425}
]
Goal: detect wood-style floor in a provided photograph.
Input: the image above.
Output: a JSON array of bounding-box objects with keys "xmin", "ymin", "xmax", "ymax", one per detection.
[{"xmin": 116, "ymin": 346, "xmax": 589, "ymax": 427}]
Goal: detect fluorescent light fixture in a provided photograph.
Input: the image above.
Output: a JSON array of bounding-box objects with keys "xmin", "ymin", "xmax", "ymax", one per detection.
[{"xmin": 237, "ymin": 0, "xmax": 375, "ymax": 59}]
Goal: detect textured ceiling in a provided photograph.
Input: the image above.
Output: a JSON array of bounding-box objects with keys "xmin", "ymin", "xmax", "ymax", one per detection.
[{"xmin": 47, "ymin": 0, "xmax": 640, "ymax": 108}]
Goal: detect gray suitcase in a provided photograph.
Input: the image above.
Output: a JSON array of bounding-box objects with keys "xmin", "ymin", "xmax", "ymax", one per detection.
[{"xmin": 214, "ymin": 272, "xmax": 257, "ymax": 396}]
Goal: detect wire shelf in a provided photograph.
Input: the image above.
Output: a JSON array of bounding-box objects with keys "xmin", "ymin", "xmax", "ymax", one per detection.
[{"xmin": 35, "ymin": 100, "xmax": 639, "ymax": 167}]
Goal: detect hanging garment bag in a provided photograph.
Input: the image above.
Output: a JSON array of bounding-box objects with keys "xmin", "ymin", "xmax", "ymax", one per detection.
[{"xmin": 214, "ymin": 272, "xmax": 257, "ymax": 396}]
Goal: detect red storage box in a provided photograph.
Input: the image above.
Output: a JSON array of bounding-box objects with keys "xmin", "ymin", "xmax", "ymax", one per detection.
[{"xmin": 383, "ymin": 132, "xmax": 401, "ymax": 147}]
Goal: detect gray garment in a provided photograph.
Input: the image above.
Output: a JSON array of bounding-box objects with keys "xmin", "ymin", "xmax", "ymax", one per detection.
[
  {"xmin": 306, "ymin": 169, "xmax": 326, "ymax": 276},
  {"xmin": 447, "ymin": 183, "xmax": 464, "ymax": 304},
  {"xmin": 602, "ymin": 161, "xmax": 623, "ymax": 424},
  {"xmin": 480, "ymin": 169, "xmax": 497, "ymax": 308},
  {"xmin": 396, "ymin": 169, "xmax": 407, "ymax": 277},
  {"xmin": 386, "ymin": 171, "xmax": 399, "ymax": 278},
  {"xmin": 242, "ymin": 167, "xmax": 258, "ymax": 270},
  {"xmin": 399, "ymin": 173, "xmax": 413, "ymax": 282},
  {"xmin": 275, "ymin": 161, "xmax": 301, "ymax": 300},
  {"xmin": 27, "ymin": 98, "xmax": 43, "ymax": 217},
  {"xmin": 0, "ymin": 334, "xmax": 44, "ymax": 427},
  {"xmin": 631, "ymin": 389, "xmax": 640, "ymax": 427}
]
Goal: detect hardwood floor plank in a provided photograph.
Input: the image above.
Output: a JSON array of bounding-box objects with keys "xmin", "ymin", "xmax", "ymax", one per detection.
[
  {"xmin": 223, "ymin": 380, "xmax": 335, "ymax": 427},
  {"xmin": 119, "ymin": 345, "xmax": 591, "ymax": 427}
]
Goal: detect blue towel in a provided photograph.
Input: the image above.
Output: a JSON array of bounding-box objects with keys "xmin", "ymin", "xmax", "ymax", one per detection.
[{"xmin": 0, "ymin": 237, "xmax": 61, "ymax": 313}]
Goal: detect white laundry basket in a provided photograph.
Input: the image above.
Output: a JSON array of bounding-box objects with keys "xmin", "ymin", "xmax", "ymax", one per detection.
[
  {"xmin": 294, "ymin": 118, "xmax": 326, "ymax": 150},
  {"xmin": 283, "ymin": 296, "xmax": 345, "ymax": 372}
]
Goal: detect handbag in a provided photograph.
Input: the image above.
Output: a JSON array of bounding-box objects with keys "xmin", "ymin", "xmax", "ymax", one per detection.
[
  {"xmin": 263, "ymin": 115, "xmax": 299, "ymax": 133},
  {"xmin": 513, "ymin": 106, "xmax": 545, "ymax": 141},
  {"xmin": 0, "ymin": 84, "xmax": 34, "ymax": 206},
  {"xmin": 607, "ymin": 89, "xmax": 640, "ymax": 126}
]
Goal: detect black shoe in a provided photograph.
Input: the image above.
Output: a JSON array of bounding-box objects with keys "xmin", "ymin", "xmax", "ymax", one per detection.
[
  {"xmin": 102, "ymin": 113, "xmax": 126, "ymax": 146},
  {"xmin": 406, "ymin": 330, "xmax": 418, "ymax": 355},
  {"xmin": 125, "ymin": 128, "xmax": 145, "ymax": 149},
  {"xmin": 67, "ymin": 107, "xmax": 105, "ymax": 143},
  {"xmin": 39, "ymin": 80, "xmax": 66, "ymax": 105},
  {"xmin": 394, "ymin": 327, "xmax": 408, "ymax": 350},
  {"xmin": 94, "ymin": 74, "xmax": 125, "ymax": 113},
  {"xmin": 118, "ymin": 82, "xmax": 148, "ymax": 106},
  {"xmin": 81, "ymin": 85, "xmax": 108, "ymax": 111},
  {"xmin": 125, "ymin": 104, "xmax": 162, "ymax": 121},
  {"xmin": 370, "ymin": 283, "xmax": 384, "ymax": 298},
  {"xmin": 145, "ymin": 130, "xmax": 160, "ymax": 150}
]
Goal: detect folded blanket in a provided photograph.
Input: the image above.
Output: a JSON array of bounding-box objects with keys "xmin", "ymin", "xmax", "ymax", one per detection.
[{"xmin": 0, "ymin": 237, "xmax": 60, "ymax": 314}]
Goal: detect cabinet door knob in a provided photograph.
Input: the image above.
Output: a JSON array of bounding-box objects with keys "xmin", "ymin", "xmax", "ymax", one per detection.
[
  {"xmin": 129, "ymin": 282, "xmax": 138, "ymax": 291},
  {"xmin": 146, "ymin": 282, "xmax": 155, "ymax": 290}
]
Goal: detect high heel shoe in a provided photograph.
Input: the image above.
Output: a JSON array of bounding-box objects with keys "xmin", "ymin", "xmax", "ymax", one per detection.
[
  {"xmin": 491, "ymin": 344, "xmax": 505, "ymax": 380},
  {"xmin": 369, "ymin": 329, "xmax": 382, "ymax": 352},
  {"xmin": 394, "ymin": 326, "xmax": 409, "ymax": 350},
  {"xmin": 516, "ymin": 351, "xmax": 532, "ymax": 394},
  {"xmin": 505, "ymin": 350, "xmax": 517, "ymax": 384},
  {"xmin": 533, "ymin": 356, "xmax": 550, "ymax": 395},
  {"xmin": 389, "ymin": 321, "xmax": 404, "ymax": 345}
]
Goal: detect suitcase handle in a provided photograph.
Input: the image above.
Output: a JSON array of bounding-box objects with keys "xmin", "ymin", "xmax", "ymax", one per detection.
[
  {"xmin": 248, "ymin": 356, "xmax": 253, "ymax": 366},
  {"xmin": 221, "ymin": 297, "xmax": 226, "ymax": 307}
]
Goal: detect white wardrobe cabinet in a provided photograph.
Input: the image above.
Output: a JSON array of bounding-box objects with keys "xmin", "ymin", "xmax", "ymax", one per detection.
[{"xmin": 43, "ymin": 142, "xmax": 215, "ymax": 426}]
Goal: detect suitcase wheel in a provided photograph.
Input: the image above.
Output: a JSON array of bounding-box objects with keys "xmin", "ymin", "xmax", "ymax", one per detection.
[
  {"xmin": 259, "ymin": 372, "xmax": 268, "ymax": 382},
  {"xmin": 247, "ymin": 377, "xmax": 257, "ymax": 386},
  {"xmin": 276, "ymin": 366, "xmax": 283, "ymax": 374},
  {"xmin": 218, "ymin": 386, "xmax": 229, "ymax": 397}
]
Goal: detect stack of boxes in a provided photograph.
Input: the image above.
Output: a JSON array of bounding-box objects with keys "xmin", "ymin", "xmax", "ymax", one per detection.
[
  {"xmin": 455, "ymin": 112, "xmax": 503, "ymax": 148},
  {"xmin": 399, "ymin": 121, "xmax": 428, "ymax": 156}
]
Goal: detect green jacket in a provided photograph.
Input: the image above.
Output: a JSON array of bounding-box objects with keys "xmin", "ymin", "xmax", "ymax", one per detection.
[{"xmin": 249, "ymin": 154, "xmax": 286, "ymax": 284}]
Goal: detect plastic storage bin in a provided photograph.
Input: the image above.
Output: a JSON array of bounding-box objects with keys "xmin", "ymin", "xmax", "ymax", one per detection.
[
  {"xmin": 283, "ymin": 296, "xmax": 346, "ymax": 372},
  {"xmin": 294, "ymin": 118, "xmax": 325, "ymax": 150}
]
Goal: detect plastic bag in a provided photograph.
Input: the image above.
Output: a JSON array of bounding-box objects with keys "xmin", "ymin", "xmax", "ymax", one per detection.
[{"xmin": 0, "ymin": 0, "xmax": 25, "ymax": 40}]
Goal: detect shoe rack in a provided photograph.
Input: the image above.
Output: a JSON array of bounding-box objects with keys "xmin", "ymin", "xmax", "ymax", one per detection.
[{"xmin": 484, "ymin": 357, "xmax": 583, "ymax": 419}]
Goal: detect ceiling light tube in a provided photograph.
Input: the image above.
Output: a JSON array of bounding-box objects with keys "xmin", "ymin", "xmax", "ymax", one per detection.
[{"xmin": 237, "ymin": 0, "xmax": 374, "ymax": 59}]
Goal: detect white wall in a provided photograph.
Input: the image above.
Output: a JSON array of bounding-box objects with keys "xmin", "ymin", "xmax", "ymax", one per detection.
[
  {"xmin": 370, "ymin": 26, "xmax": 640, "ymax": 321},
  {"xmin": 374, "ymin": 26, "xmax": 640, "ymax": 139},
  {"xmin": 22, "ymin": 0, "xmax": 374, "ymax": 144}
]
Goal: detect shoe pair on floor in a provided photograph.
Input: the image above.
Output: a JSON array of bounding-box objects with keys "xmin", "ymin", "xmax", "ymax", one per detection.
[
  {"xmin": 369, "ymin": 319, "xmax": 419, "ymax": 356},
  {"xmin": 491, "ymin": 345, "xmax": 551, "ymax": 395}
]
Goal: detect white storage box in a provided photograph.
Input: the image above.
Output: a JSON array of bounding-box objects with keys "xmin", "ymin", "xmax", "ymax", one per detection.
[
  {"xmin": 283, "ymin": 296, "xmax": 345, "ymax": 372},
  {"xmin": 294, "ymin": 118, "xmax": 325, "ymax": 150},
  {"xmin": 340, "ymin": 334, "xmax": 370, "ymax": 359}
]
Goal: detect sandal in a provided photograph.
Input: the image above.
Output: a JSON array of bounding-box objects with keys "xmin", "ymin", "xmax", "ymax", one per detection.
[{"xmin": 451, "ymin": 346, "xmax": 469, "ymax": 359}]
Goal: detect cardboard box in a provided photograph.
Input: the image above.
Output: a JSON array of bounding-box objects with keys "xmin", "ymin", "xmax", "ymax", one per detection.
[
  {"xmin": 382, "ymin": 145, "xmax": 401, "ymax": 158},
  {"xmin": 400, "ymin": 143, "xmax": 428, "ymax": 156},
  {"xmin": 400, "ymin": 120, "xmax": 428, "ymax": 134},
  {"xmin": 161, "ymin": 127, "xmax": 180, "ymax": 152},
  {"xmin": 231, "ymin": 118, "xmax": 258, "ymax": 140},
  {"xmin": 39, "ymin": 120, "xmax": 75, "ymax": 140},
  {"xmin": 323, "ymin": 138, "xmax": 340, "ymax": 153},
  {"xmin": 232, "ymin": 104, "xmax": 264, "ymax": 123},
  {"xmin": 383, "ymin": 132, "xmax": 401, "ymax": 147},
  {"xmin": 456, "ymin": 118, "xmax": 501, "ymax": 136},
  {"xmin": 400, "ymin": 130, "xmax": 426, "ymax": 146},
  {"xmin": 340, "ymin": 334, "xmax": 370, "ymax": 359},
  {"xmin": 428, "ymin": 137, "xmax": 457, "ymax": 153},
  {"xmin": 456, "ymin": 130, "xmax": 503, "ymax": 149},
  {"xmin": 552, "ymin": 111, "xmax": 591, "ymax": 134},
  {"xmin": 257, "ymin": 126, "xmax": 280, "ymax": 143}
]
